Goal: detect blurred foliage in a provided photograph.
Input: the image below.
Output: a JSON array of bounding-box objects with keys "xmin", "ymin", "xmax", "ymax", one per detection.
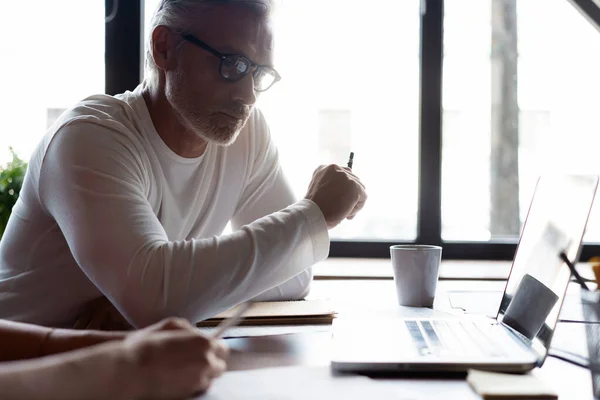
[{"xmin": 0, "ymin": 149, "xmax": 27, "ymax": 238}]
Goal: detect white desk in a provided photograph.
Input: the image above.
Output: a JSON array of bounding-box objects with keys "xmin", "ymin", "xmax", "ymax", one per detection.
[{"xmin": 223, "ymin": 278, "xmax": 595, "ymax": 399}]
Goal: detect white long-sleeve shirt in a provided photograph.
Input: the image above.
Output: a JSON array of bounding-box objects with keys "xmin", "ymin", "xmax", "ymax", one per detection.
[{"xmin": 0, "ymin": 84, "xmax": 329, "ymax": 328}]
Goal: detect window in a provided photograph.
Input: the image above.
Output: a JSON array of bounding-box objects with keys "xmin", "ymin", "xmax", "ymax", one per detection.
[
  {"xmin": 442, "ymin": 0, "xmax": 600, "ymax": 244},
  {"xmin": 144, "ymin": 0, "xmax": 422, "ymax": 241},
  {"xmin": 0, "ymin": 1, "xmax": 105, "ymax": 164}
]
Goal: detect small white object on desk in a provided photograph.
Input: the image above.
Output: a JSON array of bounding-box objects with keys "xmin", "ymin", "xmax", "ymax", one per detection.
[{"xmin": 467, "ymin": 369, "xmax": 558, "ymax": 399}]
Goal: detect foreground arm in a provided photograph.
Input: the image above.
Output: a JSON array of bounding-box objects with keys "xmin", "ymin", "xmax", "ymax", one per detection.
[
  {"xmin": 0, "ymin": 340, "xmax": 132, "ymax": 400},
  {"xmin": 0, "ymin": 319, "xmax": 125, "ymax": 362},
  {"xmin": 0, "ymin": 318, "xmax": 228, "ymax": 400}
]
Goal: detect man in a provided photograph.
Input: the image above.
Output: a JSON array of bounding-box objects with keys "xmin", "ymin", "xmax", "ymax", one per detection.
[
  {"xmin": 0, "ymin": 0, "xmax": 366, "ymax": 328},
  {"xmin": 0, "ymin": 317, "xmax": 228, "ymax": 399}
]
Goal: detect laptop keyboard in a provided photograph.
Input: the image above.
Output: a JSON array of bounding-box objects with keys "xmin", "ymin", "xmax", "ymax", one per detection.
[{"xmin": 405, "ymin": 319, "xmax": 510, "ymax": 358}]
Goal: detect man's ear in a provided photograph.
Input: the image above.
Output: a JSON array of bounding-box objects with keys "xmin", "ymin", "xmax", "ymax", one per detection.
[{"xmin": 151, "ymin": 25, "xmax": 179, "ymax": 73}]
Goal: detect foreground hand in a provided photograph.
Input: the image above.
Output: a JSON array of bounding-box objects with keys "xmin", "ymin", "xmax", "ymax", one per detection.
[
  {"xmin": 123, "ymin": 318, "xmax": 229, "ymax": 399},
  {"xmin": 305, "ymin": 164, "xmax": 367, "ymax": 229}
]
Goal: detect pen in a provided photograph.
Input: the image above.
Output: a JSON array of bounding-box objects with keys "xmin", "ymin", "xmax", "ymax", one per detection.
[
  {"xmin": 210, "ymin": 301, "xmax": 253, "ymax": 339},
  {"xmin": 559, "ymin": 252, "xmax": 590, "ymax": 291},
  {"xmin": 347, "ymin": 152, "xmax": 354, "ymax": 169}
]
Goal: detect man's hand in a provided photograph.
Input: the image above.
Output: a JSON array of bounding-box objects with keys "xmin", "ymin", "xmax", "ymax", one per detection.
[
  {"xmin": 305, "ymin": 164, "xmax": 367, "ymax": 229},
  {"xmin": 122, "ymin": 318, "xmax": 229, "ymax": 399}
]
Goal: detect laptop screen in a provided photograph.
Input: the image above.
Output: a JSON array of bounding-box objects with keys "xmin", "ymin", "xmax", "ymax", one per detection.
[{"xmin": 497, "ymin": 175, "xmax": 598, "ymax": 362}]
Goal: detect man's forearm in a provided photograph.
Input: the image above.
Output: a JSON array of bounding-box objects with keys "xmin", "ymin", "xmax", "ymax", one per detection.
[{"xmin": 0, "ymin": 320, "xmax": 125, "ymax": 362}]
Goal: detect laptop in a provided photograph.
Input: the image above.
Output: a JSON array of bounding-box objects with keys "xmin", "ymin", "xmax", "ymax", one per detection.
[{"xmin": 331, "ymin": 174, "xmax": 599, "ymax": 373}]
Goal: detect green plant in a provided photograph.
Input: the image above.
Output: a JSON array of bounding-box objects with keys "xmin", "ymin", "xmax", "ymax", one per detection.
[{"xmin": 0, "ymin": 149, "xmax": 27, "ymax": 238}]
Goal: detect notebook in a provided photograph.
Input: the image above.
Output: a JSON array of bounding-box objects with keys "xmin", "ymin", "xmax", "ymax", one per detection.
[{"xmin": 196, "ymin": 299, "xmax": 336, "ymax": 327}]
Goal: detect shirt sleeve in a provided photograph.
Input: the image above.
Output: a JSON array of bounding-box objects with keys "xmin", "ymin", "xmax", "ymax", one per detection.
[
  {"xmin": 230, "ymin": 111, "xmax": 329, "ymax": 301},
  {"xmin": 38, "ymin": 118, "xmax": 328, "ymax": 328}
]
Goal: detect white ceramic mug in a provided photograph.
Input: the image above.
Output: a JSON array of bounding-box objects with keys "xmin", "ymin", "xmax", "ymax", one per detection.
[{"xmin": 390, "ymin": 245, "xmax": 442, "ymax": 307}]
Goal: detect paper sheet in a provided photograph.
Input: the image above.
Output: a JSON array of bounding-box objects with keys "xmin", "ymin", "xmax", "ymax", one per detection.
[
  {"xmin": 197, "ymin": 366, "xmax": 411, "ymax": 400},
  {"xmin": 198, "ymin": 324, "xmax": 331, "ymax": 338}
]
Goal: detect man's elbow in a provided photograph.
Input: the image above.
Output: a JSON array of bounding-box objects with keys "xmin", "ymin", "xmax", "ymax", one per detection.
[
  {"xmin": 296, "ymin": 267, "xmax": 313, "ymax": 299},
  {"xmin": 116, "ymin": 291, "xmax": 190, "ymax": 329},
  {"xmin": 252, "ymin": 268, "xmax": 313, "ymax": 302},
  {"xmin": 295, "ymin": 276, "xmax": 312, "ymax": 300},
  {"xmin": 118, "ymin": 302, "xmax": 172, "ymax": 329},
  {"xmin": 117, "ymin": 290, "xmax": 220, "ymax": 329}
]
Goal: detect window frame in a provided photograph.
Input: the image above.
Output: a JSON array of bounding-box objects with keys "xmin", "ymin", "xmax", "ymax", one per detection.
[
  {"xmin": 569, "ymin": 0, "xmax": 600, "ymax": 31},
  {"xmin": 105, "ymin": 0, "xmax": 143, "ymax": 96},
  {"xmin": 105, "ymin": 0, "xmax": 600, "ymax": 261}
]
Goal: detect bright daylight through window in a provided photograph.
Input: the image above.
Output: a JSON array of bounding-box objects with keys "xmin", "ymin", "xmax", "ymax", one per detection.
[
  {"xmin": 442, "ymin": 0, "xmax": 600, "ymax": 243},
  {"xmin": 0, "ymin": 1, "xmax": 105, "ymax": 165},
  {"xmin": 3, "ymin": 0, "xmax": 599, "ymax": 247}
]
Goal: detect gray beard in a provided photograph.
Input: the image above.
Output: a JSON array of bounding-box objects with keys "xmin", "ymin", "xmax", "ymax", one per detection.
[
  {"xmin": 177, "ymin": 105, "xmax": 244, "ymax": 146},
  {"xmin": 166, "ymin": 70, "xmax": 248, "ymax": 146}
]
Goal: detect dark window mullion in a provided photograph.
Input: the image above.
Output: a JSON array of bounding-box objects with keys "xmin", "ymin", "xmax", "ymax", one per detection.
[
  {"xmin": 329, "ymin": 0, "xmax": 444, "ymax": 259},
  {"xmin": 417, "ymin": 0, "xmax": 444, "ymax": 246},
  {"xmin": 105, "ymin": 0, "xmax": 143, "ymax": 95}
]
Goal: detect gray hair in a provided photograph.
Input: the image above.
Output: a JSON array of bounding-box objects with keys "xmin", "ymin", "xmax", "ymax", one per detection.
[{"xmin": 145, "ymin": 0, "xmax": 275, "ymax": 81}]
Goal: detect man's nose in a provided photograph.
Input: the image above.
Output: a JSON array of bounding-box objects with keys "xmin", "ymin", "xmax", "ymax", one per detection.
[{"xmin": 231, "ymin": 73, "xmax": 257, "ymax": 106}]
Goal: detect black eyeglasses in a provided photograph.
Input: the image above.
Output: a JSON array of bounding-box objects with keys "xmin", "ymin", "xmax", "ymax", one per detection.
[{"xmin": 181, "ymin": 34, "xmax": 281, "ymax": 92}]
